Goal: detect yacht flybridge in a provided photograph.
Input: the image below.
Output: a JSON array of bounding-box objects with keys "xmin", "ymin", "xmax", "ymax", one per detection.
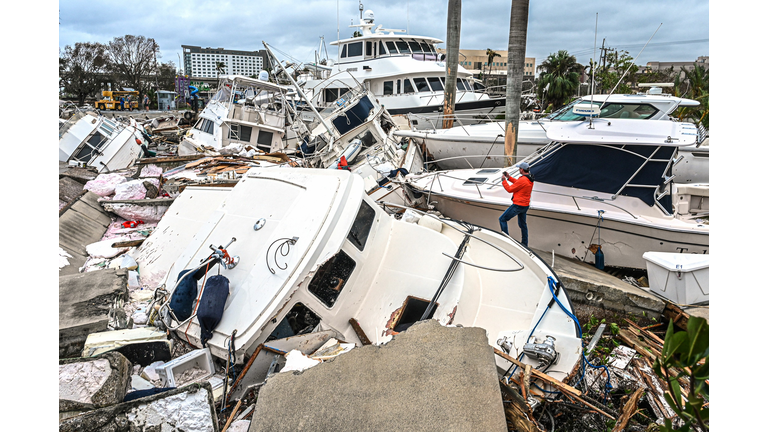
[
  {"xmin": 301, "ymin": 9, "xmax": 504, "ymax": 125},
  {"xmin": 405, "ymin": 118, "xmax": 709, "ymax": 270},
  {"xmin": 395, "ymin": 90, "xmax": 709, "ymax": 183},
  {"xmin": 147, "ymin": 168, "xmax": 582, "ymax": 389}
]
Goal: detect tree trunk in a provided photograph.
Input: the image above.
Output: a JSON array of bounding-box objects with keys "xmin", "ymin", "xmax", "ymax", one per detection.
[
  {"xmin": 504, "ymin": 0, "xmax": 530, "ymax": 166},
  {"xmin": 442, "ymin": 0, "xmax": 461, "ymax": 129}
]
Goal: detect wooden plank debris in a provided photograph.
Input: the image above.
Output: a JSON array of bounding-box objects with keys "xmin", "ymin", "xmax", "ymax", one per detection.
[{"xmin": 611, "ymin": 387, "xmax": 644, "ymax": 432}]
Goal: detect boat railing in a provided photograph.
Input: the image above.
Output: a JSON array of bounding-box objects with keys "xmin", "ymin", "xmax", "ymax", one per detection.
[
  {"xmin": 423, "ymin": 153, "xmax": 519, "ymax": 170},
  {"xmin": 416, "ymin": 171, "xmax": 639, "ymax": 220},
  {"xmin": 376, "ymin": 201, "xmax": 527, "ymax": 272},
  {"xmin": 406, "ymin": 110, "xmax": 539, "ymax": 132}
]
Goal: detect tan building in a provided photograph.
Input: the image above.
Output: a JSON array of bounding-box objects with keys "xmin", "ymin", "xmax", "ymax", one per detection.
[
  {"xmin": 437, "ymin": 48, "xmax": 535, "ymax": 78},
  {"xmin": 643, "ymin": 56, "xmax": 709, "ymax": 74}
]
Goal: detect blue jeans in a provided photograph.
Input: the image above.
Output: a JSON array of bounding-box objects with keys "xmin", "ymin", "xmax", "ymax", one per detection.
[{"xmin": 499, "ymin": 204, "xmax": 529, "ymax": 246}]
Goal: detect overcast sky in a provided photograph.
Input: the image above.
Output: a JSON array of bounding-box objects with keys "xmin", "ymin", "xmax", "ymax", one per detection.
[{"xmin": 59, "ymin": 0, "xmax": 709, "ymax": 70}]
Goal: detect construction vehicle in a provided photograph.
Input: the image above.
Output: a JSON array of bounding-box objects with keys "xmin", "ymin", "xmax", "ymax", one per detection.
[{"xmin": 95, "ymin": 91, "xmax": 140, "ymax": 111}]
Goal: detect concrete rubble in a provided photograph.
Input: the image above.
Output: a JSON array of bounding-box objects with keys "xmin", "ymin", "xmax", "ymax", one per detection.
[
  {"xmin": 59, "ymin": 351, "xmax": 132, "ymax": 421},
  {"xmin": 249, "ymin": 320, "xmax": 508, "ymax": 432}
]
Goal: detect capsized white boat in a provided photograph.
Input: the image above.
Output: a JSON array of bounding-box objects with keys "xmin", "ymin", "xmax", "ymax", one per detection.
[
  {"xmin": 395, "ymin": 90, "xmax": 709, "ymax": 183},
  {"xmin": 59, "ymin": 109, "xmax": 146, "ymax": 172},
  {"xmin": 404, "ymin": 118, "xmax": 709, "ymax": 270},
  {"xmin": 146, "ymin": 167, "xmax": 583, "ymax": 388}
]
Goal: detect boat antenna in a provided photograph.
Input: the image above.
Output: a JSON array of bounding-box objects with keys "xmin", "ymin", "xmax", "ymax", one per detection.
[
  {"xmin": 337, "ymin": 0, "xmax": 340, "ymax": 64},
  {"xmin": 600, "ymin": 23, "xmax": 662, "ymax": 110},
  {"xmin": 589, "ymin": 13, "xmax": 598, "ymax": 129}
]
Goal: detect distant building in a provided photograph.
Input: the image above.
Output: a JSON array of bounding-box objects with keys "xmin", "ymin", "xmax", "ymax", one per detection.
[
  {"xmin": 437, "ymin": 49, "xmax": 535, "ymax": 78},
  {"xmin": 182, "ymin": 45, "xmax": 267, "ymax": 79},
  {"xmin": 643, "ymin": 56, "xmax": 709, "ymax": 74}
]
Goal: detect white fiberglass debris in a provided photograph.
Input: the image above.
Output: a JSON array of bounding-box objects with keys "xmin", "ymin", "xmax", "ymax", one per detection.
[
  {"xmin": 128, "ymin": 270, "xmax": 140, "ymax": 289},
  {"xmin": 84, "ymin": 173, "xmax": 127, "ymax": 197},
  {"xmin": 86, "ymin": 236, "xmax": 133, "ymax": 259},
  {"xmin": 141, "ymin": 361, "xmax": 165, "ymax": 384},
  {"xmin": 59, "ymin": 247, "xmax": 73, "ymax": 270},
  {"xmin": 109, "ymin": 254, "xmax": 138, "ymax": 270},
  {"xmin": 229, "ymin": 420, "xmax": 251, "ymax": 432},
  {"xmin": 281, "ymin": 349, "xmax": 322, "ymax": 373}
]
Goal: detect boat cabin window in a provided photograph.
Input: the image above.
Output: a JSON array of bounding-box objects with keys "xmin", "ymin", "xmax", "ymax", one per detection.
[
  {"xmin": 308, "ymin": 250, "xmax": 357, "ymax": 308},
  {"xmin": 427, "ymin": 77, "xmax": 444, "ymax": 91},
  {"xmin": 420, "ymin": 42, "xmax": 432, "ymax": 53},
  {"xmin": 396, "ymin": 80, "xmax": 401, "ymax": 94},
  {"xmin": 456, "ymin": 79, "xmax": 466, "ymax": 91},
  {"xmin": 324, "ymin": 88, "xmax": 341, "ymax": 103},
  {"xmin": 379, "ymin": 41, "xmax": 387, "ymax": 55},
  {"xmin": 347, "ymin": 200, "xmax": 376, "ymax": 251},
  {"xmin": 549, "ymin": 102, "xmax": 659, "ymax": 121},
  {"xmin": 340, "ymin": 45, "xmax": 347, "ymax": 58},
  {"xmin": 383, "ymin": 81, "xmax": 393, "ymax": 95},
  {"xmin": 266, "ymin": 302, "xmax": 321, "ymax": 341},
  {"xmin": 385, "ymin": 41, "xmax": 397, "ymax": 54},
  {"xmin": 366, "ymin": 41, "xmax": 374, "ymax": 57},
  {"xmin": 228, "ymin": 124, "xmax": 252, "ymax": 142},
  {"xmin": 256, "ymin": 130, "xmax": 273, "ymax": 151},
  {"xmin": 413, "ymin": 77, "xmax": 430, "ymax": 92},
  {"xmin": 195, "ymin": 118, "xmax": 215, "ymax": 134},
  {"xmin": 395, "ymin": 40, "xmax": 410, "ymax": 54},
  {"xmin": 347, "ymin": 42, "xmax": 363, "ymax": 58},
  {"xmin": 403, "ymin": 78, "xmax": 415, "ymax": 93},
  {"xmin": 462, "ymin": 177, "xmax": 487, "ymax": 186},
  {"xmin": 408, "ymin": 41, "xmax": 423, "ymax": 54},
  {"xmin": 74, "ymin": 131, "xmax": 107, "ymax": 161}
]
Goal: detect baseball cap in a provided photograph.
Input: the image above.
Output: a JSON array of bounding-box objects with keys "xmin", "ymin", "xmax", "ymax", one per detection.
[{"xmin": 519, "ymin": 162, "xmax": 530, "ymax": 171}]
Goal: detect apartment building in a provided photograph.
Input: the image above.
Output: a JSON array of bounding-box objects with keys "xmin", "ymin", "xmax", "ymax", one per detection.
[
  {"xmin": 182, "ymin": 45, "xmax": 267, "ymax": 79},
  {"xmin": 437, "ymin": 48, "xmax": 535, "ymax": 78},
  {"xmin": 643, "ymin": 56, "xmax": 709, "ymax": 73}
]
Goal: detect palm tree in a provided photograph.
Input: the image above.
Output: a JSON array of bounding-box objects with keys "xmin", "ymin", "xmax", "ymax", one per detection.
[
  {"xmin": 673, "ymin": 64, "xmax": 709, "ymax": 128},
  {"xmin": 536, "ymin": 50, "xmax": 583, "ymax": 110},
  {"xmin": 215, "ymin": 61, "xmax": 226, "ymax": 78},
  {"xmin": 485, "ymin": 48, "xmax": 500, "ymax": 81},
  {"xmin": 503, "ymin": 0, "xmax": 529, "ymax": 165}
]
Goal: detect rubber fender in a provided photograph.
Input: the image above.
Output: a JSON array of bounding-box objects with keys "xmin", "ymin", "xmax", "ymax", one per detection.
[
  {"xmin": 197, "ymin": 275, "xmax": 230, "ymax": 347},
  {"xmin": 169, "ymin": 269, "xmax": 198, "ymax": 322}
]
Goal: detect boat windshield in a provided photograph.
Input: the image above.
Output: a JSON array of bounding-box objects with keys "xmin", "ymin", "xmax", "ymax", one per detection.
[{"xmin": 548, "ymin": 100, "xmax": 660, "ymax": 121}]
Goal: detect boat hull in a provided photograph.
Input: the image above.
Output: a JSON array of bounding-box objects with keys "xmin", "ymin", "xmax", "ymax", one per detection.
[{"xmin": 422, "ymin": 192, "xmax": 709, "ymax": 270}]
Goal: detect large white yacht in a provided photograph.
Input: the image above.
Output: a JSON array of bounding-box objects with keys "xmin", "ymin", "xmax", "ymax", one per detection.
[
  {"xmin": 300, "ymin": 9, "xmax": 504, "ymax": 126},
  {"xmin": 396, "ymin": 89, "xmax": 709, "ymax": 183},
  {"xmin": 139, "ymin": 168, "xmax": 583, "ymax": 390},
  {"xmin": 405, "ymin": 118, "xmax": 709, "ymax": 270}
]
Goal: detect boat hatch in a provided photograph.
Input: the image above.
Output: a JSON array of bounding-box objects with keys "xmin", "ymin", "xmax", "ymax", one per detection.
[
  {"xmin": 266, "ymin": 303, "xmax": 321, "ymax": 341},
  {"xmin": 476, "ymin": 169, "xmax": 500, "ymax": 175},
  {"xmin": 308, "ymin": 250, "xmax": 357, "ymax": 308},
  {"xmin": 462, "ymin": 177, "xmax": 487, "ymax": 186},
  {"xmin": 393, "ymin": 296, "xmax": 436, "ymax": 333}
]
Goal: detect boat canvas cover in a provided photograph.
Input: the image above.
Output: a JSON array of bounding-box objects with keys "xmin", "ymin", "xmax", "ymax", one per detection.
[
  {"xmin": 532, "ymin": 143, "xmax": 675, "ymax": 211},
  {"xmin": 332, "ymin": 95, "xmax": 375, "ymax": 135}
]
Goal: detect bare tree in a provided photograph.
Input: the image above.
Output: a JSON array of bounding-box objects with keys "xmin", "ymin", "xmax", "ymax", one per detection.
[
  {"xmin": 442, "ymin": 0, "xmax": 461, "ymax": 129},
  {"xmin": 504, "ymin": 0, "xmax": 530, "ymax": 166},
  {"xmin": 106, "ymin": 35, "xmax": 159, "ymax": 102},
  {"xmin": 59, "ymin": 42, "xmax": 110, "ymax": 106}
]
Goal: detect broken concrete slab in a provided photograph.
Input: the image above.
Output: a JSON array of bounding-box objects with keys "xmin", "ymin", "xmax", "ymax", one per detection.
[
  {"xmin": 81, "ymin": 327, "xmax": 172, "ymax": 366},
  {"xmin": 59, "ymin": 382, "xmax": 219, "ymax": 432},
  {"xmin": 59, "ymin": 191, "xmax": 113, "ymax": 276},
  {"xmin": 59, "ymin": 177, "xmax": 85, "ymax": 210},
  {"xmin": 249, "ymin": 320, "xmax": 507, "ymax": 432},
  {"xmin": 59, "ymin": 268, "xmax": 129, "ymax": 358},
  {"xmin": 536, "ymin": 248, "xmax": 666, "ymax": 319},
  {"xmin": 59, "ymin": 351, "xmax": 132, "ymax": 416}
]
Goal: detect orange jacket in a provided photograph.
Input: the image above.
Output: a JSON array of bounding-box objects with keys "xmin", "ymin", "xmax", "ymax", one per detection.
[{"xmin": 502, "ymin": 174, "xmax": 534, "ymax": 206}]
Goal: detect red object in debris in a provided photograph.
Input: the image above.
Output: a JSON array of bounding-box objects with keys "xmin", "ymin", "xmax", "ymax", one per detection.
[
  {"xmin": 122, "ymin": 220, "xmax": 145, "ymax": 228},
  {"xmin": 135, "ymin": 138, "xmax": 142, "ymax": 145},
  {"xmin": 337, "ymin": 155, "xmax": 348, "ymax": 170}
]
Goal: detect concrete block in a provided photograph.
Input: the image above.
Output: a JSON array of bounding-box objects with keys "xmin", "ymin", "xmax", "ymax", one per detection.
[
  {"xmin": 59, "ymin": 383, "xmax": 218, "ymax": 432},
  {"xmin": 59, "ymin": 269, "xmax": 129, "ymax": 358},
  {"xmin": 81, "ymin": 327, "xmax": 172, "ymax": 366},
  {"xmin": 249, "ymin": 320, "xmax": 507, "ymax": 432},
  {"xmin": 59, "ymin": 351, "xmax": 132, "ymax": 414}
]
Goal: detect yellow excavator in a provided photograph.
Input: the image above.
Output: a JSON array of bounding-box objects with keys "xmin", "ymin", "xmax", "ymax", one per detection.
[{"xmin": 95, "ymin": 90, "xmax": 139, "ymax": 111}]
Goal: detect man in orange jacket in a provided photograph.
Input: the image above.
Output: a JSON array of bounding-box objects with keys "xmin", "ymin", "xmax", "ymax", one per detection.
[{"xmin": 499, "ymin": 162, "xmax": 534, "ymax": 247}]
